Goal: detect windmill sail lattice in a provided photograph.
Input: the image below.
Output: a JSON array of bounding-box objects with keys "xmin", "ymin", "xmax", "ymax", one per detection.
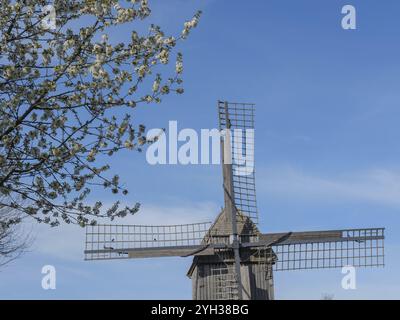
[
  {"xmin": 84, "ymin": 101, "xmax": 385, "ymax": 300},
  {"xmin": 85, "ymin": 222, "xmax": 212, "ymax": 260},
  {"xmin": 218, "ymin": 102, "xmax": 258, "ymax": 224},
  {"xmin": 264, "ymin": 228, "xmax": 385, "ymax": 271}
]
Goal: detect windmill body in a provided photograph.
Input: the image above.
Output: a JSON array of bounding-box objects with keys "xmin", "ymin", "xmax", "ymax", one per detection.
[
  {"xmin": 84, "ymin": 101, "xmax": 385, "ymax": 300},
  {"xmin": 187, "ymin": 208, "xmax": 275, "ymax": 300}
]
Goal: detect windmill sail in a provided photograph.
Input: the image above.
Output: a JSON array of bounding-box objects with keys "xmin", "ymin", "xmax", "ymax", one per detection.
[
  {"xmin": 84, "ymin": 222, "xmax": 212, "ymax": 260},
  {"xmin": 259, "ymin": 227, "xmax": 385, "ymax": 271},
  {"xmin": 218, "ymin": 101, "xmax": 258, "ymax": 224}
]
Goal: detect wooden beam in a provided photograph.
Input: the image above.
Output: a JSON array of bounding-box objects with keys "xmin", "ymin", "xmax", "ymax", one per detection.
[
  {"xmin": 84, "ymin": 245, "xmax": 215, "ymax": 259},
  {"xmin": 259, "ymin": 228, "xmax": 384, "ymax": 246}
]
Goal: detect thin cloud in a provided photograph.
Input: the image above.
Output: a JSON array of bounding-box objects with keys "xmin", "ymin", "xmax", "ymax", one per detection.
[{"xmin": 259, "ymin": 166, "xmax": 400, "ymax": 207}]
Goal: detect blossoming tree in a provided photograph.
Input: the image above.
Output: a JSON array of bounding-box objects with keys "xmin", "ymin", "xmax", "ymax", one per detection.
[{"xmin": 0, "ymin": 0, "xmax": 201, "ymax": 228}]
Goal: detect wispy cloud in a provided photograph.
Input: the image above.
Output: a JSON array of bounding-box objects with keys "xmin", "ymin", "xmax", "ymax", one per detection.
[{"xmin": 259, "ymin": 166, "xmax": 400, "ymax": 208}]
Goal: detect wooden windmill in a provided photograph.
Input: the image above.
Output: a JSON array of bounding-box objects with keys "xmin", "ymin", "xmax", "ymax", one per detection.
[{"xmin": 84, "ymin": 101, "xmax": 385, "ymax": 300}]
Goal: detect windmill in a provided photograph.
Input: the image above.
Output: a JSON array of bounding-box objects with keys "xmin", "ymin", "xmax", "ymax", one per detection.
[{"xmin": 84, "ymin": 101, "xmax": 385, "ymax": 300}]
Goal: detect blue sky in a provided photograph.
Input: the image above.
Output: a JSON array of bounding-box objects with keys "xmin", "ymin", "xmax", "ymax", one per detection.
[{"xmin": 1, "ymin": 0, "xmax": 400, "ymax": 299}]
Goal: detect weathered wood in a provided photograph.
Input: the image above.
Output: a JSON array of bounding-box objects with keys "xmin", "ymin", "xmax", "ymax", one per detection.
[
  {"xmin": 85, "ymin": 245, "xmax": 215, "ymax": 259},
  {"xmin": 260, "ymin": 229, "xmax": 384, "ymax": 245},
  {"xmin": 189, "ymin": 258, "xmax": 274, "ymax": 300}
]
